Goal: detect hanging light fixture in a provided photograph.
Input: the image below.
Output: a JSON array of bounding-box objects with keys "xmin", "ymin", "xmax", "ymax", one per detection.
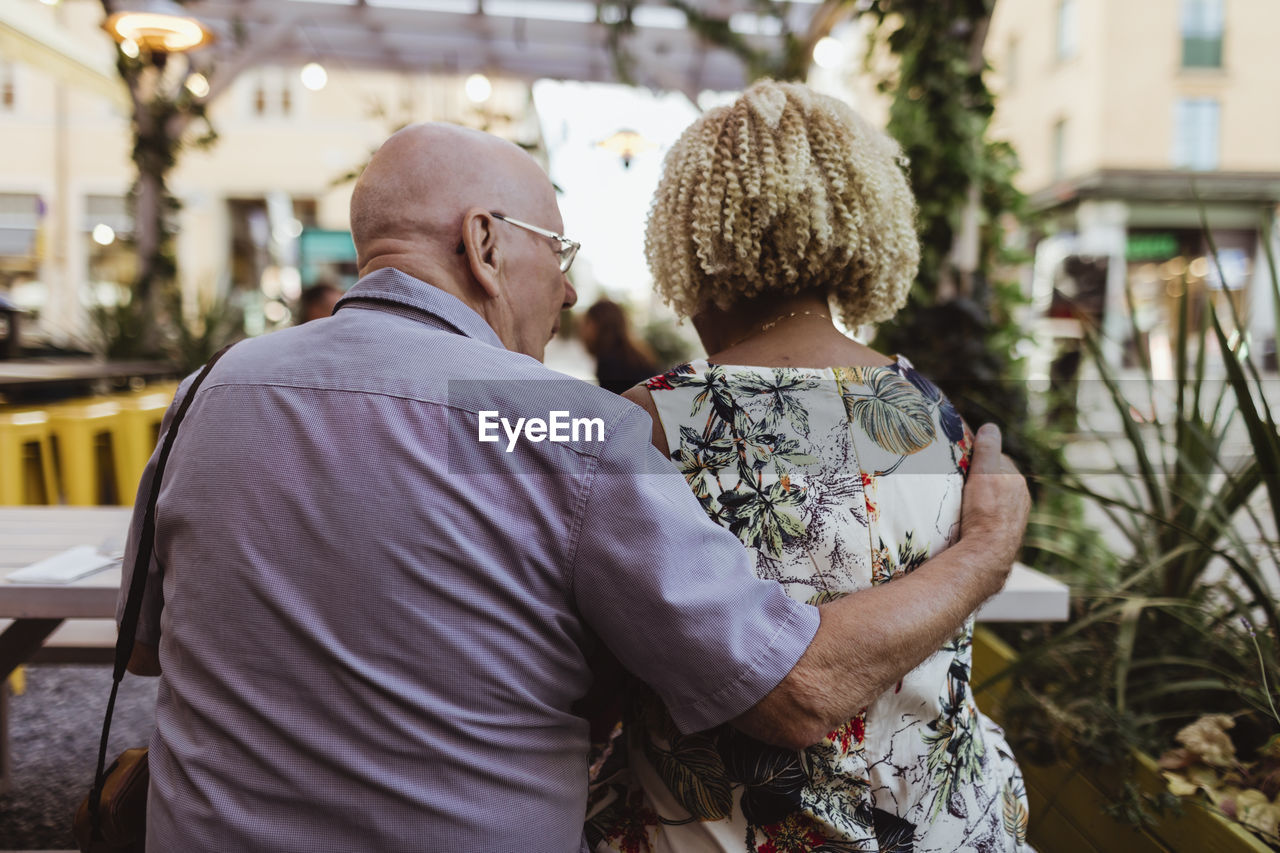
[
  {"xmin": 596, "ymin": 129, "xmax": 656, "ymax": 169},
  {"xmin": 103, "ymin": 0, "xmax": 215, "ymax": 54}
]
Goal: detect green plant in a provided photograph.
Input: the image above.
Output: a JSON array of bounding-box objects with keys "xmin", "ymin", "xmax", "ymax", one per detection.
[
  {"xmin": 641, "ymin": 315, "xmax": 695, "ymax": 369},
  {"xmin": 162, "ymin": 285, "xmax": 244, "ymax": 374},
  {"xmin": 987, "ymin": 212, "xmax": 1280, "ymax": 847},
  {"xmin": 83, "ymin": 279, "xmax": 242, "ymax": 373},
  {"xmin": 1159, "ymin": 714, "xmax": 1280, "ymax": 846},
  {"xmin": 862, "ymin": 1, "xmax": 1038, "ymax": 464},
  {"xmin": 85, "ymin": 290, "xmax": 157, "ymax": 361},
  {"xmin": 102, "ymin": 0, "xmax": 219, "ymax": 352}
]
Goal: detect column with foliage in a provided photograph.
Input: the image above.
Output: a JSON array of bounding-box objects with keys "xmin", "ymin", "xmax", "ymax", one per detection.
[
  {"xmin": 861, "ymin": 0, "xmax": 1033, "ymax": 458},
  {"xmin": 98, "ymin": 0, "xmax": 219, "ymax": 363}
]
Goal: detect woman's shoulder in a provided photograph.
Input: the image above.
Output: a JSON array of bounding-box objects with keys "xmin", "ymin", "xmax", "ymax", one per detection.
[
  {"xmin": 640, "ymin": 359, "xmax": 710, "ymax": 392},
  {"xmin": 842, "ymin": 354, "xmax": 971, "ymax": 462},
  {"xmin": 638, "ymin": 355, "xmax": 962, "ymax": 400}
]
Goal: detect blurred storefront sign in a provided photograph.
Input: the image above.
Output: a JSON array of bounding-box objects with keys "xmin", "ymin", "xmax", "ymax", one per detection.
[
  {"xmin": 298, "ymin": 229, "xmax": 357, "ymax": 291},
  {"xmin": 1126, "ymin": 232, "xmax": 1179, "ymax": 262}
]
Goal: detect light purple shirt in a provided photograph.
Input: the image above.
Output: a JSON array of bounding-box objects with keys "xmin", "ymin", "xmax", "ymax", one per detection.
[{"xmin": 120, "ymin": 268, "xmax": 819, "ymax": 852}]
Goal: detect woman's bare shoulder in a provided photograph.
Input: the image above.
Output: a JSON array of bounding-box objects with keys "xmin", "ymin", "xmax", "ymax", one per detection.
[{"xmin": 621, "ymin": 384, "xmax": 670, "ymax": 457}]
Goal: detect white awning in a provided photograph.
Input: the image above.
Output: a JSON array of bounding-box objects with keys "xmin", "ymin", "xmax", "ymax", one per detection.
[{"xmin": 180, "ymin": 0, "xmax": 840, "ymax": 99}]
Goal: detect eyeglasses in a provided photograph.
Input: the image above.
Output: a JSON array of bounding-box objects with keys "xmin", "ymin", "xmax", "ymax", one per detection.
[
  {"xmin": 456, "ymin": 211, "xmax": 580, "ymax": 274},
  {"xmin": 493, "ymin": 212, "xmax": 580, "ymax": 273}
]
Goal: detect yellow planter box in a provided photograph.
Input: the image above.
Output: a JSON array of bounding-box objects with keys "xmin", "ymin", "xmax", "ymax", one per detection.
[{"xmin": 972, "ymin": 628, "xmax": 1274, "ymax": 853}]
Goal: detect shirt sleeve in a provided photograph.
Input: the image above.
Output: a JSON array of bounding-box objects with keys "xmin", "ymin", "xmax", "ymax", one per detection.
[
  {"xmin": 570, "ymin": 406, "xmax": 820, "ymax": 734},
  {"xmin": 116, "ymin": 373, "xmax": 195, "ymax": 645}
]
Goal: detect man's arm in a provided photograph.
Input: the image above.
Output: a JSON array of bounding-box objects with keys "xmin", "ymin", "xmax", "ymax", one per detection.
[
  {"xmin": 622, "ymin": 386, "xmax": 1029, "ymax": 749},
  {"xmin": 734, "ymin": 424, "xmax": 1026, "ymax": 746}
]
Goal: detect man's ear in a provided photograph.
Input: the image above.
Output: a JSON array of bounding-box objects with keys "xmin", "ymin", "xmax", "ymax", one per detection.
[{"xmin": 460, "ymin": 209, "xmax": 502, "ymax": 299}]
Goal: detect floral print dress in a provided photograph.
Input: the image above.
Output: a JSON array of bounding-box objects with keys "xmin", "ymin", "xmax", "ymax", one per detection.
[{"xmin": 586, "ymin": 357, "xmax": 1030, "ymax": 853}]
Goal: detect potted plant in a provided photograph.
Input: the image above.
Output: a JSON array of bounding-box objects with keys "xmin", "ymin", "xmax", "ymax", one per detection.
[{"xmin": 976, "ymin": 220, "xmax": 1280, "ymax": 851}]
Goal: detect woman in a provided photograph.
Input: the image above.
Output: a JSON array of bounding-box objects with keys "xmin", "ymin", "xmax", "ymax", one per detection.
[
  {"xmin": 586, "ymin": 80, "xmax": 1029, "ymax": 853},
  {"xmin": 579, "ymin": 298, "xmax": 660, "ymax": 395}
]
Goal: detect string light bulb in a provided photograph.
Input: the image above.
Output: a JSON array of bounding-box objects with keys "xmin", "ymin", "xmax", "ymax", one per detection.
[{"xmin": 301, "ymin": 62, "xmax": 328, "ymax": 92}]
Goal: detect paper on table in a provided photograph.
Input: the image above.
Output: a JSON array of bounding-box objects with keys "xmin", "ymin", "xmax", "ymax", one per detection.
[{"xmin": 7, "ymin": 545, "xmax": 121, "ymax": 584}]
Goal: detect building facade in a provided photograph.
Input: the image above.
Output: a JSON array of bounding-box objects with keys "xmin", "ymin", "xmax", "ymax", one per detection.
[
  {"xmin": 988, "ymin": 0, "xmax": 1280, "ymax": 373},
  {"xmin": 0, "ymin": 0, "xmax": 540, "ymax": 348}
]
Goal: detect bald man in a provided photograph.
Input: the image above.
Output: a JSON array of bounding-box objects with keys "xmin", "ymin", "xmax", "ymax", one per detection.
[{"xmin": 118, "ymin": 123, "xmax": 1029, "ymax": 852}]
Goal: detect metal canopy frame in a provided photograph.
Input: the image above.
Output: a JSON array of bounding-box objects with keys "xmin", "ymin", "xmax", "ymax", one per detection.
[{"xmin": 178, "ymin": 0, "xmax": 839, "ymax": 99}]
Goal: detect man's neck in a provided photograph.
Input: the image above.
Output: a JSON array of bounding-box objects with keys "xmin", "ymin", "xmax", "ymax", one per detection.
[{"xmin": 361, "ymin": 257, "xmax": 484, "ymax": 311}]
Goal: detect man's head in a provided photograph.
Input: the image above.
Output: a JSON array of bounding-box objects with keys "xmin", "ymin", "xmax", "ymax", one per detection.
[{"xmin": 350, "ymin": 122, "xmax": 577, "ymax": 360}]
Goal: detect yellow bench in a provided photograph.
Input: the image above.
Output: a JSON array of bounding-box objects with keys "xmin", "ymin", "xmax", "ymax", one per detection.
[
  {"xmin": 110, "ymin": 386, "xmax": 175, "ymax": 505},
  {"xmin": 0, "ymin": 408, "xmax": 58, "ymax": 505},
  {"xmin": 45, "ymin": 399, "xmax": 124, "ymax": 506}
]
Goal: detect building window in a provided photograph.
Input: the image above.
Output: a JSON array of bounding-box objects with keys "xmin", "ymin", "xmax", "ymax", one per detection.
[
  {"xmin": 0, "ymin": 193, "xmax": 43, "ymax": 318},
  {"xmin": 0, "ymin": 193, "xmax": 39, "ymax": 258},
  {"xmin": 1052, "ymin": 119, "xmax": 1068, "ymax": 181},
  {"xmin": 1173, "ymin": 98, "xmax": 1220, "ymax": 170},
  {"xmin": 0, "ymin": 61, "xmax": 16, "ymax": 111},
  {"xmin": 1056, "ymin": 0, "xmax": 1078, "ymax": 61},
  {"xmin": 1181, "ymin": 0, "xmax": 1224, "ymax": 68},
  {"xmin": 83, "ymin": 196, "xmax": 136, "ymax": 306},
  {"xmin": 249, "ymin": 68, "xmax": 293, "ymax": 118}
]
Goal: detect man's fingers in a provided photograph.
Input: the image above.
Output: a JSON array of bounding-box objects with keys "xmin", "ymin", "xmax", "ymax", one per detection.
[
  {"xmin": 970, "ymin": 423, "xmax": 1002, "ymax": 473},
  {"xmin": 972, "ymin": 425, "xmax": 1027, "ymax": 479}
]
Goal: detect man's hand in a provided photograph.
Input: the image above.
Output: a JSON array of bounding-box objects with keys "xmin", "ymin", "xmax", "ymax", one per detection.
[{"xmin": 958, "ymin": 424, "xmax": 1031, "ymax": 599}]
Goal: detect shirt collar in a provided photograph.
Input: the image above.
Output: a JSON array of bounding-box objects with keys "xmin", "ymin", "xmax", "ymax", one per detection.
[{"xmin": 335, "ymin": 267, "xmax": 505, "ymax": 349}]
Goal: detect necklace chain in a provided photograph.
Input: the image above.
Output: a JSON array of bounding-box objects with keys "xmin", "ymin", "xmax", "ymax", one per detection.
[{"xmin": 723, "ymin": 310, "xmax": 831, "ymax": 350}]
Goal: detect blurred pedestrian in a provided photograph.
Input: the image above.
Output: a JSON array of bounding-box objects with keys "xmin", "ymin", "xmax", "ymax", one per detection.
[
  {"xmin": 578, "ymin": 298, "xmax": 658, "ymax": 394},
  {"xmin": 296, "ymin": 282, "xmax": 343, "ymax": 323}
]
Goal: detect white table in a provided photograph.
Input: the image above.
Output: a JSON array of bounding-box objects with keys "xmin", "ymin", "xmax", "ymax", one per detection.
[
  {"xmin": 0, "ymin": 507, "xmax": 1069, "ymax": 792},
  {"xmin": 0, "ymin": 507, "xmax": 130, "ymax": 794},
  {"xmin": 0, "ymin": 507, "xmax": 129, "ymax": 678},
  {"xmin": 977, "ymin": 563, "xmax": 1070, "ymax": 622}
]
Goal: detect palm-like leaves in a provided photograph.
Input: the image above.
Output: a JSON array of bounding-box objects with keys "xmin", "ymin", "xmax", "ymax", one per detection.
[
  {"xmin": 1001, "ymin": 782, "xmax": 1029, "ymax": 845},
  {"xmin": 674, "ymin": 365, "xmax": 749, "ymax": 433},
  {"xmin": 993, "ymin": 213, "xmax": 1280, "ymax": 842},
  {"xmin": 731, "ymin": 369, "xmax": 822, "ymax": 436},
  {"xmin": 729, "ymin": 420, "xmax": 819, "ymax": 484},
  {"xmin": 838, "ymin": 369, "xmax": 937, "ymax": 456},
  {"xmin": 894, "ymin": 362, "xmax": 966, "ymax": 444},
  {"xmin": 671, "ymin": 423, "xmax": 735, "ymax": 498},
  {"xmin": 644, "ymin": 732, "xmax": 733, "ymax": 822},
  {"xmin": 718, "ymin": 728, "xmax": 810, "ymax": 827},
  {"xmin": 923, "ymin": 709, "xmax": 986, "ymax": 820},
  {"xmin": 870, "ymin": 532, "xmax": 931, "ymax": 585},
  {"xmin": 718, "ymin": 479, "xmax": 807, "ymax": 558}
]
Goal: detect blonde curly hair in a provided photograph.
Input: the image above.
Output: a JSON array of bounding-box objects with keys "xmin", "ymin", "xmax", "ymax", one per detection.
[{"xmin": 645, "ymin": 79, "xmax": 919, "ymax": 327}]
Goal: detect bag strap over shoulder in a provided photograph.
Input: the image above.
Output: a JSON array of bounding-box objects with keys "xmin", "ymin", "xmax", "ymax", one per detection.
[{"xmin": 89, "ymin": 342, "xmax": 236, "ymax": 831}]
